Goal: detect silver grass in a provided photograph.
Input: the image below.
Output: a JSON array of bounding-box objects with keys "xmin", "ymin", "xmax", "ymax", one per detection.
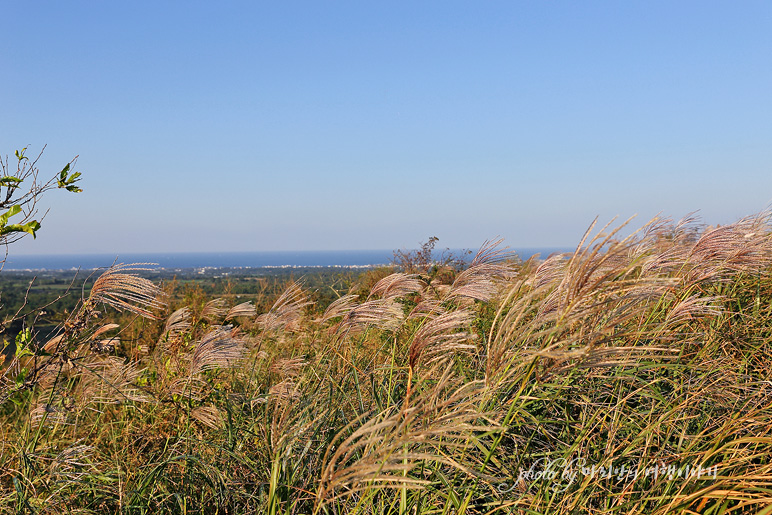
[
  {"xmin": 407, "ymin": 299, "xmax": 445, "ymax": 320},
  {"xmin": 446, "ymin": 274, "xmax": 501, "ymax": 303},
  {"xmin": 76, "ymin": 356, "xmax": 150, "ymax": 404},
  {"xmin": 409, "ymin": 308, "xmax": 477, "ymax": 370},
  {"xmin": 663, "ymin": 294, "xmax": 724, "ymax": 328},
  {"xmin": 553, "ymin": 218, "xmax": 638, "ymax": 307},
  {"xmin": 531, "ymin": 291, "xmax": 675, "ymax": 366},
  {"xmin": 319, "ymin": 294, "xmax": 359, "ymax": 324},
  {"xmin": 639, "ymin": 242, "xmax": 691, "ymax": 278},
  {"xmin": 47, "ymin": 445, "xmax": 98, "ymax": 481},
  {"xmin": 225, "ymin": 301, "xmax": 256, "ymax": 320},
  {"xmin": 368, "ymin": 272, "xmax": 424, "ymax": 300},
  {"xmin": 446, "ymin": 239, "xmax": 516, "ymax": 303},
  {"xmin": 564, "ymin": 345, "xmax": 680, "ymax": 370},
  {"xmin": 28, "ymin": 358, "xmax": 70, "ymax": 422},
  {"xmin": 92, "ymin": 323, "xmax": 120, "ymax": 339},
  {"xmin": 636, "ymin": 215, "xmax": 701, "ymax": 272},
  {"xmin": 426, "ymin": 280, "xmax": 452, "ymax": 299},
  {"xmin": 257, "ymin": 281, "xmax": 313, "ymax": 333},
  {"xmin": 201, "ymin": 298, "xmax": 229, "ymax": 322},
  {"xmin": 486, "ymin": 220, "xmax": 673, "ymax": 383},
  {"xmin": 163, "ymin": 307, "xmax": 192, "ymax": 336},
  {"xmin": 669, "ymin": 212, "xmax": 703, "ymax": 244},
  {"xmin": 269, "ymin": 379, "xmax": 300, "ymax": 401},
  {"xmin": 270, "ymin": 357, "xmax": 307, "ymax": 378},
  {"xmin": 30, "ymin": 403, "xmax": 69, "ymax": 427},
  {"xmin": 2, "ymin": 268, "xmax": 166, "ymax": 407},
  {"xmin": 189, "ymin": 327, "xmax": 245, "ymax": 376},
  {"xmin": 635, "ymin": 213, "xmax": 772, "ymax": 283},
  {"xmin": 531, "ymin": 253, "xmax": 570, "ymax": 290},
  {"xmin": 88, "ymin": 263, "xmax": 165, "ymax": 318},
  {"xmin": 191, "ymin": 405, "xmax": 224, "ymax": 429},
  {"xmin": 483, "ymin": 213, "xmax": 772, "ymax": 386},
  {"xmin": 316, "ymin": 367, "xmax": 501, "ymax": 508},
  {"xmin": 683, "ymin": 214, "xmax": 772, "ymax": 283},
  {"xmin": 42, "ymin": 334, "xmax": 65, "ymax": 353},
  {"xmin": 266, "ymin": 401, "xmax": 325, "ymax": 475},
  {"xmin": 54, "ymin": 444, "xmax": 94, "ymax": 467},
  {"xmin": 632, "ymin": 214, "xmax": 697, "ymax": 265},
  {"xmin": 471, "ymin": 237, "xmax": 516, "ymax": 266},
  {"xmin": 336, "ymin": 298, "xmax": 405, "ymax": 335},
  {"xmin": 168, "ymin": 376, "xmax": 209, "ymax": 401},
  {"xmin": 534, "ymin": 218, "xmax": 664, "ymax": 320}
]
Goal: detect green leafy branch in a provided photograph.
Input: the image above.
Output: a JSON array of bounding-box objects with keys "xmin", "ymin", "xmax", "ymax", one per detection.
[
  {"xmin": 57, "ymin": 162, "xmax": 82, "ymax": 193},
  {"xmin": 0, "ymin": 205, "xmax": 40, "ymax": 239},
  {"xmin": 0, "ymin": 146, "xmax": 83, "ymax": 244}
]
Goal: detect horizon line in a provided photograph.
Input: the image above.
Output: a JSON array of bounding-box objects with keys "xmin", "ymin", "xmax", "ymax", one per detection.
[{"xmin": 6, "ymin": 246, "xmax": 574, "ymax": 258}]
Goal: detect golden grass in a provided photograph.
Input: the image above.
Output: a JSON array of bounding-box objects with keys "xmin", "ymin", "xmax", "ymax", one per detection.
[{"xmin": 2, "ymin": 212, "xmax": 772, "ymax": 513}]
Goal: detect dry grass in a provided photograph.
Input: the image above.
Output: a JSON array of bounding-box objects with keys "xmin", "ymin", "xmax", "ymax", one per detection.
[{"xmin": 2, "ymin": 212, "xmax": 772, "ymax": 513}]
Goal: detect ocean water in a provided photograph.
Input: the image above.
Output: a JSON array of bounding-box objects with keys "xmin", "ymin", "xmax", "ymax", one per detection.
[{"xmin": 2, "ymin": 248, "xmax": 572, "ymax": 271}]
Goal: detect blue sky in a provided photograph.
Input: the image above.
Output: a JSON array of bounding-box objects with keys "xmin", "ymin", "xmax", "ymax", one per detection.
[{"xmin": 2, "ymin": 1, "xmax": 771, "ymax": 254}]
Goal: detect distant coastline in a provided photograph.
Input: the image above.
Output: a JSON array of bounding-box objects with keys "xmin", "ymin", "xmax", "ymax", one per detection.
[{"xmin": 1, "ymin": 248, "xmax": 572, "ymax": 271}]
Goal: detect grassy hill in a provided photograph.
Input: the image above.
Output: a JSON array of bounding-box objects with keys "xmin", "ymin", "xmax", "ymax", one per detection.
[{"xmin": 2, "ymin": 213, "xmax": 772, "ymax": 514}]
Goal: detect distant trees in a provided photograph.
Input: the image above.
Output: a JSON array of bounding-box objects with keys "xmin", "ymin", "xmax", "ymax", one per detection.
[{"xmin": 392, "ymin": 236, "xmax": 471, "ymax": 275}]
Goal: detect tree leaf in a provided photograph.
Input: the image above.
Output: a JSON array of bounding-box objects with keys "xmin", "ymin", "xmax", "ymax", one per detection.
[
  {"xmin": 0, "ymin": 205, "xmax": 21, "ymax": 227},
  {"xmin": 0, "ymin": 176, "xmax": 23, "ymax": 187},
  {"xmin": 0, "ymin": 221, "xmax": 41, "ymax": 238}
]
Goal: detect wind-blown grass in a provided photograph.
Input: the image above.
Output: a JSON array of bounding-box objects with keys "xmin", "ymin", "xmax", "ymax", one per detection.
[{"xmin": 2, "ymin": 212, "xmax": 772, "ymax": 513}]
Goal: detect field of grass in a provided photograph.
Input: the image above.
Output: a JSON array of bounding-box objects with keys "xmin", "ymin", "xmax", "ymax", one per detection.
[{"xmin": 2, "ymin": 213, "xmax": 772, "ymax": 514}]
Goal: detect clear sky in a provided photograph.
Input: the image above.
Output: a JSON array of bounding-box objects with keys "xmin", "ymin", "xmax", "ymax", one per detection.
[{"xmin": 2, "ymin": 1, "xmax": 771, "ymax": 255}]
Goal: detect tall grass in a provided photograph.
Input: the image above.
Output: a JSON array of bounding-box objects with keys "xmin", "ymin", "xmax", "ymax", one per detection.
[{"xmin": 3, "ymin": 212, "xmax": 772, "ymax": 513}]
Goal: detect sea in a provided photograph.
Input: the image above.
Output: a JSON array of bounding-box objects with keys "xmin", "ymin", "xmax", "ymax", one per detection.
[{"xmin": 1, "ymin": 248, "xmax": 572, "ymax": 271}]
